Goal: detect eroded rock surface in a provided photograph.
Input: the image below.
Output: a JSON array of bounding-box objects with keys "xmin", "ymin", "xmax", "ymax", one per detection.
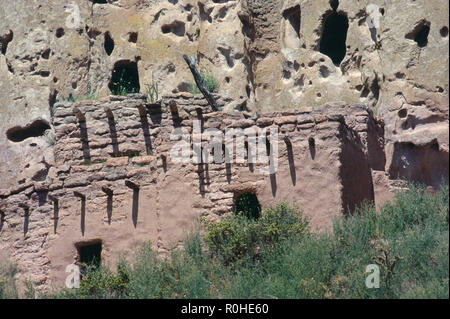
[{"xmin": 1, "ymin": 0, "xmax": 448, "ymax": 190}]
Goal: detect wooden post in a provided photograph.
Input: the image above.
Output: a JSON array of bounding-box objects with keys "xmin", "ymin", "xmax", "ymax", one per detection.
[
  {"xmin": 183, "ymin": 54, "xmax": 220, "ymax": 112},
  {"xmin": 101, "ymin": 186, "xmax": 113, "ymax": 197},
  {"xmin": 125, "ymin": 180, "xmax": 140, "ymax": 191},
  {"xmin": 104, "ymin": 106, "xmax": 114, "ymax": 119},
  {"xmin": 73, "ymin": 107, "xmax": 86, "ymax": 122},
  {"xmin": 74, "ymin": 191, "xmax": 86, "ymax": 200}
]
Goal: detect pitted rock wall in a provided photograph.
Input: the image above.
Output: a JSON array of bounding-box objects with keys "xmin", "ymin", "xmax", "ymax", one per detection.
[{"xmin": 1, "ymin": 0, "xmax": 448, "ymax": 191}]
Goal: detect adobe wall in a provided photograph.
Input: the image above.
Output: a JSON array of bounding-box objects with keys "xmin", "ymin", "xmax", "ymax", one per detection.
[{"xmin": 0, "ymin": 94, "xmax": 380, "ymax": 293}]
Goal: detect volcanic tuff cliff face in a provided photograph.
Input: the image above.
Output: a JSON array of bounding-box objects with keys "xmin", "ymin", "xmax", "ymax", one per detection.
[{"xmin": 0, "ymin": 1, "xmax": 448, "ymax": 190}]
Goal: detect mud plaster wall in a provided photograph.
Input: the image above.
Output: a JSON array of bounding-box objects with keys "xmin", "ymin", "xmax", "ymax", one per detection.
[{"xmin": 0, "ymin": 94, "xmax": 381, "ymax": 293}]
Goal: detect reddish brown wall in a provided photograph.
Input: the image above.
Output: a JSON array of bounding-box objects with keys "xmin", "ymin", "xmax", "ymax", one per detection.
[{"xmin": 0, "ymin": 95, "xmax": 380, "ymax": 293}]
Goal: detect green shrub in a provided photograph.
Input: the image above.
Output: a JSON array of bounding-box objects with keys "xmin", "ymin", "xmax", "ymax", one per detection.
[
  {"xmin": 204, "ymin": 203, "xmax": 308, "ymax": 267},
  {"xmin": 0, "ymin": 262, "xmax": 18, "ymax": 299},
  {"xmin": 188, "ymin": 72, "xmax": 219, "ymax": 94},
  {"xmin": 145, "ymin": 72, "xmax": 159, "ymax": 103},
  {"xmin": 41, "ymin": 183, "xmax": 449, "ymax": 299}
]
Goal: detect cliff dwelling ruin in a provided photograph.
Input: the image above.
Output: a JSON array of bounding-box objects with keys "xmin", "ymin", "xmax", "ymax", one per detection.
[{"xmin": 0, "ymin": 0, "xmax": 448, "ymax": 294}]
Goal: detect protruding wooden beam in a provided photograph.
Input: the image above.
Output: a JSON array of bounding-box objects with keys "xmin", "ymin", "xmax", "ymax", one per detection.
[
  {"xmin": 101, "ymin": 186, "xmax": 113, "ymax": 196},
  {"xmin": 19, "ymin": 202, "xmax": 29, "ymax": 210},
  {"xmin": 125, "ymin": 180, "xmax": 140, "ymax": 191},
  {"xmin": 136, "ymin": 104, "xmax": 147, "ymax": 117},
  {"xmin": 168, "ymin": 100, "xmax": 178, "ymax": 114},
  {"xmin": 19, "ymin": 203, "xmax": 30, "ymax": 216},
  {"xmin": 104, "ymin": 106, "xmax": 114, "ymax": 119},
  {"xmin": 73, "ymin": 107, "xmax": 86, "ymax": 122},
  {"xmin": 183, "ymin": 54, "xmax": 220, "ymax": 112},
  {"xmin": 48, "ymin": 194, "xmax": 59, "ymax": 203},
  {"xmin": 74, "ymin": 191, "xmax": 86, "ymax": 200}
]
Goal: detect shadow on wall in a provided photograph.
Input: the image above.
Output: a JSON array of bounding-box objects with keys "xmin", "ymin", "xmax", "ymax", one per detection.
[
  {"xmin": 339, "ymin": 124, "xmax": 375, "ymax": 214},
  {"xmin": 389, "ymin": 141, "xmax": 449, "ymax": 189}
]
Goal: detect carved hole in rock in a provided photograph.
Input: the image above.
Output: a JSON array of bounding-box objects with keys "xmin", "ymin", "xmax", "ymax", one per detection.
[
  {"xmin": 109, "ymin": 61, "xmax": 140, "ymax": 95},
  {"xmin": 282, "ymin": 69, "xmax": 291, "ymax": 79},
  {"xmin": 414, "ymin": 24, "xmax": 430, "ymax": 47},
  {"xmin": 104, "ymin": 32, "xmax": 114, "ymax": 56},
  {"xmin": 398, "ymin": 109, "xmax": 407, "ymax": 118},
  {"xmin": 234, "ymin": 192, "xmax": 261, "ymax": 219},
  {"xmin": 90, "ymin": 0, "xmax": 108, "ymax": 4},
  {"xmin": 41, "ymin": 48, "xmax": 50, "ymax": 59},
  {"xmin": 0, "ymin": 29, "xmax": 13, "ymax": 55},
  {"xmin": 55, "ymin": 28, "xmax": 65, "ymax": 38},
  {"xmin": 128, "ymin": 32, "xmax": 138, "ymax": 43},
  {"xmin": 406, "ymin": 20, "xmax": 430, "ymax": 48},
  {"xmin": 319, "ymin": 65, "xmax": 330, "ymax": 78},
  {"xmin": 76, "ymin": 240, "xmax": 102, "ymax": 274},
  {"xmin": 161, "ymin": 21, "xmax": 185, "ymax": 37},
  {"xmin": 6, "ymin": 119, "xmax": 51, "ymax": 143},
  {"xmin": 440, "ymin": 26, "xmax": 449, "ymax": 37},
  {"xmin": 319, "ymin": 4, "xmax": 349, "ymax": 66},
  {"xmin": 86, "ymin": 26, "xmax": 101, "ymax": 39}
]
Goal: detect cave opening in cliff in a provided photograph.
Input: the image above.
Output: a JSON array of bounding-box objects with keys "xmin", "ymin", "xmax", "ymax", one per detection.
[
  {"xmin": 76, "ymin": 241, "xmax": 102, "ymax": 272},
  {"xmin": 0, "ymin": 30, "xmax": 13, "ymax": 55},
  {"xmin": 406, "ymin": 20, "xmax": 431, "ymax": 48},
  {"xmin": 319, "ymin": 2, "xmax": 349, "ymax": 66},
  {"xmin": 414, "ymin": 24, "xmax": 430, "ymax": 47},
  {"xmin": 6, "ymin": 119, "xmax": 51, "ymax": 143},
  {"xmin": 109, "ymin": 61, "xmax": 140, "ymax": 95},
  {"xmin": 104, "ymin": 32, "xmax": 114, "ymax": 56},
  {"xmin": 234, "ymin": 192, "xmax": 261, "ymax": 219}
]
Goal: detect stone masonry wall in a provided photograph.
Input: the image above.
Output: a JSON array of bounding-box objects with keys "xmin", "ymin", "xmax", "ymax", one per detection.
[{"xmin": 0, "ymin": 94, "xmax": 380, "ymax": 294}]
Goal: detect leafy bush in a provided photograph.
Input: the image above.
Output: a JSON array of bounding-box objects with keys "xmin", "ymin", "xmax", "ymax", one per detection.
[
  {"xmin": 7, "ymin": 182, "xmax": 448, "ymax": 299},
  {"xmin": 0, "ymin": 262, "xmax": 18, "ymax": 299},
  {"xmin": 188, "ymin": 72, "xmax": 219, "ymax": 94},
  {"xmin": 50, "ymin": 261, "xmax": 130, "ymax": 299},
  {"xmin": 204, "ymin": 203, "xmax": 308, "ymax": 267}
]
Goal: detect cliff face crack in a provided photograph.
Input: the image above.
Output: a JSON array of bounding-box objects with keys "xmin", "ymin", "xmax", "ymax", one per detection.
[{"xmin": 6, "ymin": 119, "xmax": 51, "ymax": 143}]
